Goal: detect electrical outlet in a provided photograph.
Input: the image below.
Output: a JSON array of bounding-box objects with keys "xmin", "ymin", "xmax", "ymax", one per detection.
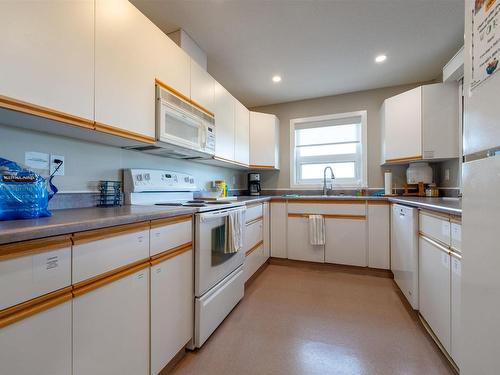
[{"xmin": 50, "ymin": 155, "xmax": 65, "ymax": 176}]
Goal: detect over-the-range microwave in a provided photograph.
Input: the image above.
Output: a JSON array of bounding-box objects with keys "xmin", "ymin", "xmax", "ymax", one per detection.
[
  {"xmin": 127, "ymin": 85, "xmax": 216, "ymax": 159},
  {"xmin": 156, "ymin": 85, "xmax": 215, "ymax": 157}
]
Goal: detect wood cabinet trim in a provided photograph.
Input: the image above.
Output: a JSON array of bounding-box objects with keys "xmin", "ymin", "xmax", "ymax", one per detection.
[
  {"xmin": 73, "ymin": 260, "xmax": 150, "ymax": 297},
  {"xmin": 150, "ymin": 243, "xmax": 192, "ymax": 266},
  {"xmin": 245, "ymin": 216, "xmax": 263, "ymax": 226},
  {"xmin": 385, "ymin": 155, "xmax": 423, "ymax": 164},
  {"xmin": 72, "ymin": 222, "xmax": 150, "ymax": 245},
  {"xmin": 0, "ymin": 289, "xmax": 72, "ymax": 329},
  {"xmin": 155, "ymin": 78, "xmax": 215, "ymax": 118},
  {"xmin": 287, "ymin": 199, "xmax": 366, "ymax": 205},
  {"xmin": 420, "ymin": 209, "xmax": 452, "ymax": 221},
  {"xmin": 245, "ymin": 240, "xmax": 264, "ymax": 257},
  {"xmin": 94, "ymin": 121, "xmax": 156, "ymax": 144},
  {"xmin": 250, "ymin": 164, "xmax": 275, "ymax": 170},
  {"xmin": 367, "ymin": 200, "xmax": 390, "ymax": 205},
  {"xmin": 419, "ymin": 233, "xmax": 451, "ymax": 254},
  {"xmin": 0, "ymin": 94, "xmax": 94, "ymax": 129},
  {"xmin": 450, "ymin": 216, "xmax": 462, "ymax": 224},
  {"xmin": 150, "ymin": 215, "xmax": 192, "ymax": 228},
  {"xmin": 0, "ymin": 286, "xmax": 73, "ymax": 321},
  {"xmin": 288, "ymin": 213, "xmax": 366, "ymax": 220},
  {"xmin": 270, "ymin": 198, "xmax": 287, "ymax": 203},
  {"xmin": 0, "ymin": 235, "xmax": 72, "ymax": 261},
  {"xmin": 72, "ymin": 257, "xmax": 150, "ymax": 291},
  {"xmin": 213, "ymin": 156, "xmax": 249, "ymax": 168}
]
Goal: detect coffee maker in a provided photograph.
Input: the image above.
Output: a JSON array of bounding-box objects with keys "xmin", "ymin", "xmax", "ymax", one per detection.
[{"xmin": 248, "ymin": 173, "xmax": 261, "ymax": 196}]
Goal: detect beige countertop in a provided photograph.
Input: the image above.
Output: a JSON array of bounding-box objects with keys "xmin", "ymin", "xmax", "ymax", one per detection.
[{"xmin": 0, "ymin": 195, "xmax": 461, "ymax": 245}]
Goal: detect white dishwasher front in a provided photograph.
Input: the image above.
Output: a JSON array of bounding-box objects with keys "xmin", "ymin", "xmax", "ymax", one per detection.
[{"xmin": 391, "ymin": 204, "xmax": 419, "ymax": 309}]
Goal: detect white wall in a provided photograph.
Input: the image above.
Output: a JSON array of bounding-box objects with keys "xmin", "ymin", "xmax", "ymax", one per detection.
[
  {"xmin": 0, "ymin": 124, "xmax": 246, "ymax": 192},
  {"xmin": 251, "ymin": 82, "xmax": 459, "ymax": 190}
]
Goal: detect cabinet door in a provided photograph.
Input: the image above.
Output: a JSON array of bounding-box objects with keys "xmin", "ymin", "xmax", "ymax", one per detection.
[
  {"xmin": 250, "ymin": 112, "xmax": 278, "ymax": 168},
  {"xmin": 156, "ymin": 34, "xmax": 191, "ymax": 98},
  {"xmin": 73, "ymin": 268, "xmax": 150, "ymax": 375},
  {"xmin": 325, "ymin": 218, "xmax": 367, "ymax": 266},
  {"xmin": 384, "ymin": 87, "xmax": 422, "ymax": 161},
  {"xmin": 95, "ymin": 0, "xmax": 157, "ymax": 139},
  {"xmin": 270, "ymin": 202, "xmax": 287, "ymax": 258},
  {"xmin": 234, "ymin": 100, "xmax": 250, "ymax": 165},
  {"xmin": 287, "ymin": 217, "xmax": 324, "ymax": 263},
  {"xmin": 368, "ymin": 203, "xmax": 390, "ymax": 269},
  {"xmin": 451, "ymin": 254, "xmax": 462, "ymax": 368},
  {"xmin": 190, "ymin": 59, "xmax": 215, "ymax": 113},
  {"xmin": 419, "ymin": 236, "xmax": 451, "ymax": 353},
  {"xmin": 421, "ymin": 83, "xmax": 459, "ymax": 159},
  {"xmin": 0, "ymin": 1, "xmax": 94, "ymax": 121},
  {"xmin": 214, "ymin": 82, "xmax": 235, "ymax": 161},
  {"xmin": 151, "ymin": 250, "xmax": 193, "ymax": 375},
  {"xmin": 263, "ymin": 202, "xmax": 271, "ymax": 259},
  {"xmin": 0, "ymin": 300, "xmax": 72, "ymax": 375}
]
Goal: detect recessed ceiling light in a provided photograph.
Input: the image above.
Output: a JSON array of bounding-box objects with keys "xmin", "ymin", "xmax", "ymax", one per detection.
[
  {"xmin": 375, "ymin": 54, "xmax": 387, "ymax": 63},
  {"xmin": 272, "ymin": 75, "xmax": 282, "ymax": 83}
]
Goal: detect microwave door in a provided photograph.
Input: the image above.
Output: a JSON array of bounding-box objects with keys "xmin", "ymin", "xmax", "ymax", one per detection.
[{"xmin": 160, "ymin": 103, "xmax": 202, "ymax": 151}]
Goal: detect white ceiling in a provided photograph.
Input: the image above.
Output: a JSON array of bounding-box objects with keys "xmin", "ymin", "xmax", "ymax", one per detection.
[{"xmin": 132, "ymin": 0, "xmax": 464, "ymax": 107}]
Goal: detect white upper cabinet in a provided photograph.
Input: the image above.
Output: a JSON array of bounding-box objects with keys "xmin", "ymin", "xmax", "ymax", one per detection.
[
  {"xmin": 235, "ymin": 100, "xmax": 250, "ymax": 166},
  {"xmin": 214, "ymin": 82, "xmax": 235, "ymax": 161},
  {"xmin": 0, "ymin": 1, "xmax": 94, "ymax": 124},
  {"xmin": 95, "ymin": 0, "xmax": 158, "ymax": 140},
  {"xmin": 250, "ymin": 111, "xmax": 280, "ymax": 169},
  {"xmin": 156, "ymin": 33, "xmax": 191, "ymax": 99},
  {"xmin": 190, "ymin": 59, "xmax": 215, "ymax": 113},
  {"xmin": 381, "ymin": 83, "xmax": 459, "ymax": 164},
  {"xmin": 383, "ymin": 87, "xmax": 422, "ymax": 162}
]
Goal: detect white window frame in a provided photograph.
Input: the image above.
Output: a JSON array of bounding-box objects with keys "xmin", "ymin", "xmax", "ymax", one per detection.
[{"xmin": 289, "ymin": 110, "xmax": 368, "ymax": 189}]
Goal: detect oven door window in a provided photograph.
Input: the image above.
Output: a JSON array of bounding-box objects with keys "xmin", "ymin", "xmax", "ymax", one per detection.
[
  {"xmin": 161, "ymin": 103, "xmax": 201, "ymax": 149},
  {"xmin": 211, "ymin": 218, "xmax": 236, "ymax": 266}
]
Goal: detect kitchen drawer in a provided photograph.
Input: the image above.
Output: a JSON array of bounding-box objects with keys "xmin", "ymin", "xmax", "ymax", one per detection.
[
  {"xmin": 451, "ymin": 222, "xmax": 462, "ymax": 253},
  {"xmin": 287, "ymin": 202, "xmax": 366, "ymax": 216},
  {"xmin": 245, "ymin": 218, "xmax": 263, "ymax": 251},
  {"xmin": 72, "ymin": 223, "xmax": 150, "ymax": 284},
  {"xmin": 246, "ymin": 204, "xmax": 263, "ymax": 223},
  {"xmin": 0, "ymin": 236, "xmax": 71, "ymax": 311},
  {"xmin": 150, "ymin": 216, "xmax": 192, "ymax": 256},
  {"xmin": 244, "ymin": 243, "xmax": 264, "ymax": 282},
  {"xmin": 419, "ymin": 211, "xmax": 451, "ymax": 246}
]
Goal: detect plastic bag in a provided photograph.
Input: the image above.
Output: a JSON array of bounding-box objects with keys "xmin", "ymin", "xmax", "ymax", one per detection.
[{"xmin": 0, "ymin": 158, "xmax": 52, "ymax": 220}]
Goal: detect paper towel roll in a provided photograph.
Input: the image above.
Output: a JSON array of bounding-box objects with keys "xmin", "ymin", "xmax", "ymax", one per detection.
[{"xmin": 384, "ymin": 172, "xmax": 392, "ymax": 195}]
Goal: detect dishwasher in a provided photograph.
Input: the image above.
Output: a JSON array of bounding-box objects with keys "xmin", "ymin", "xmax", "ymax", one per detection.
[{"xmin": 391, "ymin": 204, "xmax": 419, "ymax": 309}]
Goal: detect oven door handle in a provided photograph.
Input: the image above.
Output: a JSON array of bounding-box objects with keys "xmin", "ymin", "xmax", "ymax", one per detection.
[{"xmin": 198, "ymin": 207, "xmax": 246, "ymax": 221}]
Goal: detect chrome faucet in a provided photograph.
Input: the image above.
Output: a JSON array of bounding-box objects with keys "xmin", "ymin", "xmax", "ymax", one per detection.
[{"xmin": 323, "ymin": 166, "xmax": 335, "ymax": 196}]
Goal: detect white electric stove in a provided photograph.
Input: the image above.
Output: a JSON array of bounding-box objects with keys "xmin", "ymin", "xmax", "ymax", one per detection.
[
  {"xmin": 124, "ymin": 169, "xmax": 246, "ymax": 348},
  {"xmin": 123, "ymin": 168, "xmax": 244, "ymax": 212}
]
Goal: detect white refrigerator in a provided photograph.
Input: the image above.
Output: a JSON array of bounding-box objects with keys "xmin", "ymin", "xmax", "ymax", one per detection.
[{"xmin": 461, "ymin": 1, "xmax": 500, "ymax": 374}]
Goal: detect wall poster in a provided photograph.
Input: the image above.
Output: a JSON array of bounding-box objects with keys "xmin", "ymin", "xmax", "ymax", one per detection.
[{"xmin": 471, "ymin": 0, "xmax": 500, "ymax": 91}]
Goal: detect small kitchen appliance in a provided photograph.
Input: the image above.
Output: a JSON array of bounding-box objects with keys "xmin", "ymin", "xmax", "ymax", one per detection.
[{"xmin": 248, "ymin": 173, "xmax": 261, "ymax": 196}]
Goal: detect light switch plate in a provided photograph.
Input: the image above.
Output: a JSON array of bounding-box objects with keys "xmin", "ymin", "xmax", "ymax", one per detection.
[{"xmin": 50, "ymin": 155, "xmax": 65, "ymax": 176}]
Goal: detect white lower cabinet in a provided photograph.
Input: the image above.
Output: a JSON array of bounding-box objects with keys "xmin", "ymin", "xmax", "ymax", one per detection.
[
  {"xmin": 151, "ymin": 249, "xmax": 193, "ymax": 375},
  {"xmin": 287, "ymin": 216, "xmax": 324, "ymax": 263},
  {"xmin": 270, "ymin": 202, "xmax": 287, "ymax": 258},
  {"xmin": 0, "ymin": 300, "xmax": 72, "ymax": 375},
  {"xmin": 263, "ymin": 202, "xmax": 270, "ymax": 258},
  {"xmin": 367, "ymin": 203, "xmax": 390, "ymax": 269},
  {"xmin": 73, "ymin": 267, "xmax": 150, "ymax": 375},
  {"xmin": 419, "ymin": 236, "xmax": 451, "ymax": 353},
  {"xmin": 325, "ymin": 218, "xmax": 367, "ymax": 267},
  {"xmin": 451, "ymin": 254, "xmax": 462, "ymax": 367}
]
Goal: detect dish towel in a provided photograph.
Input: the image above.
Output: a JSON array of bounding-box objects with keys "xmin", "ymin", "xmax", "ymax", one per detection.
[
  {"xmin": 224, "ymin": 210, "xmax": 244, "ymax": 254},
  {"xmin": 308, "ymin": 214, "xmax": 325, "ymax": 246}
]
